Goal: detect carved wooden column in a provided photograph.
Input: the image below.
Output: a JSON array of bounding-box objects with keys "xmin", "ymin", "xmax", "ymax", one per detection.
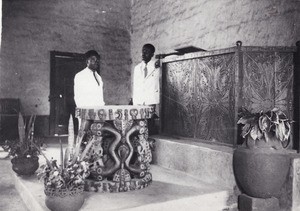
[{"xmin": 75, "ymin": 105, "xmax": 155, "ymax": 192}]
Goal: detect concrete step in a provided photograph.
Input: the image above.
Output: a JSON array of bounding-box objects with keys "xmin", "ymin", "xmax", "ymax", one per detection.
[
  {"xmin": 0, "ymin": 159, "xmax": 29, "ymax": 211},
  {"xmin": 13, "ymin": 144, "xmax": 233, "ymax": 211},
  {"xmin": 151, "ymin": 135, "xmax": 236, "ymax": 189}
]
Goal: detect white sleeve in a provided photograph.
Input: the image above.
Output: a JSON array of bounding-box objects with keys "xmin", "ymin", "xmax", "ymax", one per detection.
[
  {"xmin": 132, "ymin": 66, "xmax": 138, "ymax": 105},
  {"xmin": 74, "ymin": 74, "xmax": 82, "ymax": 107},
  {"xmin": 99, "ymin": 77, "xmax": 105, "ymax": 105}
]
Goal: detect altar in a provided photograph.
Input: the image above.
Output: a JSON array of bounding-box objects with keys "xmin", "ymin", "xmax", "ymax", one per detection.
[{"xmin": 75, "ymin": 105, "xmax": 155, "ymax": 192}]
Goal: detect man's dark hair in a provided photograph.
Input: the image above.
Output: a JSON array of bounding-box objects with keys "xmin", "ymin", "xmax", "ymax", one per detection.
[
  {"xmin": 143, "ymin": 44, "xmax": 155, "ymax": 54},
  {"xmin": 85, "ymin": 50, "xmax": 100, "ymax": 60}
]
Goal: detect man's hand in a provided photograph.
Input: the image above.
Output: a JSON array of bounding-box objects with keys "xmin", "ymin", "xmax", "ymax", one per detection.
[
  {"xmin": 128, "ymin": 98, "xmax": 133, "ymax": 105},
  {"xmin": 155, "ymin": 60, "xmax": 160, "ymax": 68}
]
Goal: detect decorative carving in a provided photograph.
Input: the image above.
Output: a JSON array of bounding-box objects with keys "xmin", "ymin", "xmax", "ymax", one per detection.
[
  {"xmin": 163, "ymin": 54, "xmax": 235, "ymax": 144},
  {"xmin": 44, "ymin": 185, "xmax": 84, "ymax": 197},
  {"xmin": 109, "ymin": 109, "xmax": 113, "ymax": 120},
  {"xmin": 76, "ymin": 105, "xmax": 153, "ymax": 121},
  {"xmin": 97, "ymin": 109, "xmax": 106, "ymax": 120},
  {"xmin": 115, "ymin": 109, "xmax": 123, "ymax": 120},
  {"xmin": 162, "ymin": 47, "xmax": 295, "ymax": 145},
  {"xmin": 124, "ymin": 109, "xmax": 128, "ymax": 120},
  {"xmin": 130, "ymin": 109, "xmax": 138, "ymax": 119},
  {"xmin": 84, "ymin": 173, "xmax": 152, "ymax": 192},
  {"xmin": 140, "ymin": 109, "xmax": 145, "ymax": 119},
  {"xmin": 76, "ymin": 105, "xmax": 154, "ymax": 192},
  {"xmin": 87, "ymin": 109, "xmax": 96, "ymax": 119}
]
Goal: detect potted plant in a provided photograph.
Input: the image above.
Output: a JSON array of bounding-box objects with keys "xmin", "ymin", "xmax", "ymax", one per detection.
[
  {"xmin": 233, "ymin": 107, "xmax": 292, "ymax": 198},
  {"xmin": 6, "ymin": 113, "xmax": 39, "ymax": 175},
  {"xmin": 35, "ymin": 134, "xmax": 93, "ymax": 211}
]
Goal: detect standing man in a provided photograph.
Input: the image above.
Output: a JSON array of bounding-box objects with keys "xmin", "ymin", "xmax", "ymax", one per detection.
[
  {"xmin": 132, "ymin": 43, "xmax": 160, "ymax": 106},
  {"xmin": 74, "ymin": 50, "xmax": 105, "ymax": 107},
  {"xmin": 131, "ymin": 43, "xmax": 160, "ymax": 134}
]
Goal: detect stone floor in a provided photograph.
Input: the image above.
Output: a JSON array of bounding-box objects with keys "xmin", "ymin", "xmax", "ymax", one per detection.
[
  {"xmin": 0, "ymin": 157, "xmax": 29, "ymax": 211},
  {"xmin": 10, "ymin": 142, "xmax": 234, "ymax": 211}
]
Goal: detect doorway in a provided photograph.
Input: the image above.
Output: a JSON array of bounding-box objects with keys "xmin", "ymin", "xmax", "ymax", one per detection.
[{"xmin": 49, "ymin": 51, "xmax": 86, "ymax": 136}]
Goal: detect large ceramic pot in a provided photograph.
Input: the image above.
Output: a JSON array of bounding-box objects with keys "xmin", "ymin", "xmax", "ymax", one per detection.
[
  {"xmin": 233, "ymin": 147, "xmax": 290, "ymax": 198},
  {"xmin": 44, "ymin": 185, "xmax": 85, "ymax": 211},
  {"xmin": 11, "ymin": 156, "xmax": 39, "ymax": 175}
]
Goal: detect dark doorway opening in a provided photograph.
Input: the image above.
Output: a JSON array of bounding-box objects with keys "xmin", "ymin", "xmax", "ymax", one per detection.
[{"xmin": 49, "ymin": 51, "xmax": 86, "ymax": 136}]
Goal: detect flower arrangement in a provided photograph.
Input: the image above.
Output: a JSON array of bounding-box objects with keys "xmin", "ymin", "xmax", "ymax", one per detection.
[
  {"xmin": 35, "ymin": 116, "xmax": 94, "ymax": 190},
  {"xmin": 237, "ymin": 107, "xmax": 292, "ymax": 149},
  {"xmin": 33, "ymin": 116, "xmax": 93, "ymax": 211},
  {"xmin": 2, "ymin": 113, "xmax": 39, "ymax": 159},
  {"xmin": 36, "ymin": 140, "xmax": 92, "ymax": 190}
]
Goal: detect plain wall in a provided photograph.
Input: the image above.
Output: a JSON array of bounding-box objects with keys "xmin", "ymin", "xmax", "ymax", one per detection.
[
  {"xmin": 0, "ymin": 0, "xmax": 131, "ymax": 115},
  {"xmin": 130, "ymin": 0, "xmax": 300, "ymax": 66}
]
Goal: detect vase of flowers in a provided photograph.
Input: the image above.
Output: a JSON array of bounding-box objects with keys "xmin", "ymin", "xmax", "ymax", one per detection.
[
  {"xmin": 6, "ymin": 113, "xmax": 40, "ymax": 176},
  {"xmin": 233, "ymin": 108, "xmax": 292, "ymax": 198},
  {"xmin": 35, "ymin": 119, "xmax": 93, "ymax": 211}
]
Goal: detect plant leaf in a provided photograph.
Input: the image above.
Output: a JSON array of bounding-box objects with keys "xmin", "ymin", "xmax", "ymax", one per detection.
[
  {"xmin": 60, "ymin": 139, "xmax": 64, "ymax": 170},
  {"xmin": 31, "ymin": 141, "xmax": 53, "ymax": 170},
  {"xmin": 238, "ymin": 116, "xmax": 255, "ymax": 125},
  {"xmin": 258, "ymin": 115, "xmax": 271, "ymax": 132},
  {"xmin": 79, "ymin": 137, "xmax": 96, "ymax": 161},
  {"xmin": 276, "ymin": 121, "xmax": 291, "ymax": 142},
  {"xmin": 241, "ymin": 124, "xmax": 251, "ymax": 138},
  {"xmin": 64, "ymin": 148, "xmax": 70, "ymax": 169},
  {"xmin": 26, "ymin": 115, "xmax": 36, "ymax": 142},
  {"xmin": 68, "ymin": 115, "xmax": 75, "ymax": 150},
  {"xmin": 72, "ymin": 131, "xmax": 86, "ymax": 163},
  {"xmin": 249, "ymin": 124, "xmax": 263, "ymax": 141},
  {"xmin": 18, "ymin": 113, "xmax": 25, "ymax": 143}
]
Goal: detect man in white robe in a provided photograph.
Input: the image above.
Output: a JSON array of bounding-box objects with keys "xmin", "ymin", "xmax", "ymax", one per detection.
[
  {"xmin": 132, "ymin": 44, "xmax": 160, "ymax": 106},
  {"xmin": 74, "ymin": 50, "xmax": 105, "ymax": 108}
]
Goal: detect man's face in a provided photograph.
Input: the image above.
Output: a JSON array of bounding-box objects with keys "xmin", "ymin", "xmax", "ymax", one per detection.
[
  {"xmin": 142, "ymin": 47, "xmax": 154, "ymax": 63},
  {"xmin": 87, "ymin": 56, "xmax": 99, "ymax": 72}
]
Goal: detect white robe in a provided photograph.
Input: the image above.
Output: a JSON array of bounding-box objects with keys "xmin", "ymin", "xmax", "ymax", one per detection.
[
  {"xmin": 74, "ymin": 67, "xmax": 105, "ymax": 108},
  {"xmin": 132, "ymin": 59, "xmax": 160, "ymax": 105}
]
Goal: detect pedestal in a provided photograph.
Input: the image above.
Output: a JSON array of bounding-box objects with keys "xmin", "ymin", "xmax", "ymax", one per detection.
[
  {"xmin": 238, "ymin": 194, "xmax": 280, "ymax": 211},
  {"xmin": 75, "ymin": 105, "xmax": 155, "ymax": 193}
]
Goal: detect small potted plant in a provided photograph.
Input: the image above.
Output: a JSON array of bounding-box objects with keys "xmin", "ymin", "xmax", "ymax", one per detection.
[
  {"xmin": 233, "ymin": 107, "xmax": 292, "ymax": 198},
  {"xmin": 6, "ymin": 113, "xmax": 39, "ymax": 175},
  {"xmin": 35, "ymin": 135, "xmax": 93, "ymax": 211}
]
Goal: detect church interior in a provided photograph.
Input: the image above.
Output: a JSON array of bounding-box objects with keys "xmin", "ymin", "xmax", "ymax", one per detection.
[{"xmin": 0, "ymin": 0, "xmax": 300, "ymax": 210}]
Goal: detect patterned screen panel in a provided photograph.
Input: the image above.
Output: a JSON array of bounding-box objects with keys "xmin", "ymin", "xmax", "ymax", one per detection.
[
  {"xmin": 242, "ymin": 52, "xmax": 276, "ymax": 112},
  {"xmin": 162, "ymin": 53, "xmax": 236, "ymax": 144},
  {"xmin": 162, "ymin": 60, "xmax": 194, "ymax": 138},
  {"xmin": 241, "ymin": 51, "xmax": 294, "ymax": 119},
  {"xmin": 274, "ymin": 52, "xmax": 294, "ymax": 119},
  {"xmin": 161, "ymin": 46, "xmax": 295, "ymax": 147}
]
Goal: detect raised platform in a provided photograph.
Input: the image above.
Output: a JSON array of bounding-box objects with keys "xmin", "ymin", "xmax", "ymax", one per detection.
[
  {"xmin": 13, "ymin": 143, "xmax": 233, "ymax": 211},
  {"xmin": 152, "ymin": 135, "xmax": 300, "ymax": 211},
  {"xmin": 15, "ymin": 136, "xmax": 300, "ymax": 211},
  {"xmin": 151, "ymin": 135, "xmax": 236, "ymax": 188}
]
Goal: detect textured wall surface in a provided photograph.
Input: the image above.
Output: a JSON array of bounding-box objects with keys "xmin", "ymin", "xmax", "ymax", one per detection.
[
  {"xmin": 0, "ymin": 0, "xmax": 131, "ymax": 115},
  {"xmin": 130, "ymin": 0, "xmax": 300, "ymax": 66},
  {"xmin": 1, "ymin": 0, "xmax": 299, "ymax": 115}
]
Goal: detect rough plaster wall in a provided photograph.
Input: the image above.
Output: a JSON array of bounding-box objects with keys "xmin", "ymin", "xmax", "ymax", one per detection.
[
  {"xmin": 0, "ymin": 0, "xmax": 131, "ymax": 115},
  {"xmin": 130, "ymin": 0, "xmax": 300, "ymax": 66}
]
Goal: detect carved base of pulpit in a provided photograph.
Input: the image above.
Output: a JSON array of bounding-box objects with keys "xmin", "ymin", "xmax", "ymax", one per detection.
[
  {"xmin": 75, "ymin": 105, "xmax": 155, "ymax": 193},
  {"xmin": 84, "ymin": 173, "xmax": 152, "ymax": 192}
]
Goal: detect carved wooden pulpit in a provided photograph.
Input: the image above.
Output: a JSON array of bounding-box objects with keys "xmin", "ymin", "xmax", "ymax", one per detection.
[{"xmin": 75, "ymin": 105, "xmax": 155, "ymax": 192}]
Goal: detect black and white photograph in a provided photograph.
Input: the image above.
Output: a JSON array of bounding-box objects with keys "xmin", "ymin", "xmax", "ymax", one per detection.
[{"xmin": 0, "ymin": 0, "xmax": 299, "ymax": 210}]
